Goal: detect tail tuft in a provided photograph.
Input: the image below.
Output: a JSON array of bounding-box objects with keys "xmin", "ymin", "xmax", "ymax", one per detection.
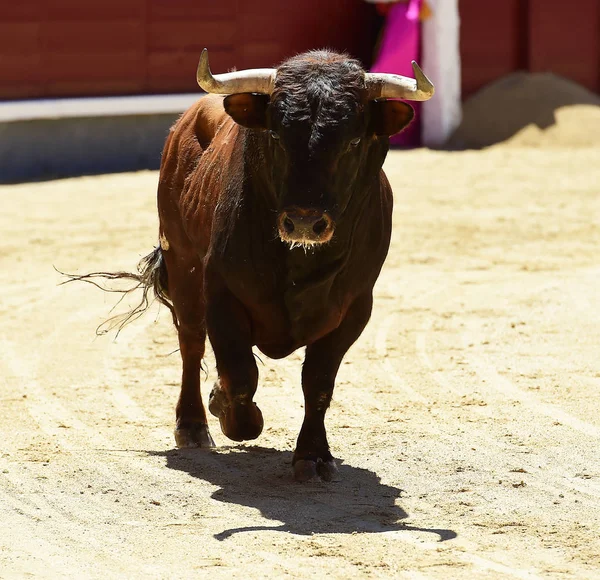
[{"xmin": 58, "ymin": 246, "xmax": 178, "ymax": 336}]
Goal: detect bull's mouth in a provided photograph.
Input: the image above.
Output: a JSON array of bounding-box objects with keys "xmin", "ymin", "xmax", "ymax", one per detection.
[{"xmin": 277, "ymin": 210, "xmax": 334, "ymax": 249}]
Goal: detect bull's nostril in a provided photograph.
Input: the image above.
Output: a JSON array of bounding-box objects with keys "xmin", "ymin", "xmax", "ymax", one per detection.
[
  {"xmin": 313, "ymin": 218, "xmax": 328, "ymax": 236},
  {"xmin": 283, "ymin": 216, "xmax": 295, "ymax": 234}
]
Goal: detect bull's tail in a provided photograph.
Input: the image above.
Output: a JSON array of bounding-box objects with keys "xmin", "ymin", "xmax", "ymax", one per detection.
[{"xmin": 59, "ymin": 246, "xmax": 178, "ymax": 336}]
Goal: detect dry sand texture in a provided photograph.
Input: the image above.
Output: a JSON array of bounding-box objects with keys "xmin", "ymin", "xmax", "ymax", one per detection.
[{"xmin": 1, "ymin": 142, "xmax": 599, "ymax": 578}]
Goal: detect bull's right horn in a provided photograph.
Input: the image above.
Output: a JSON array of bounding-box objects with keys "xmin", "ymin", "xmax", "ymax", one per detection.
[
  {"xmin": 196, "ymin": 49, "xmax": 276, "ymax": 95},
  {"xmin": 365, "ymin": 61, "xmax": 434, "ymax": 101}
]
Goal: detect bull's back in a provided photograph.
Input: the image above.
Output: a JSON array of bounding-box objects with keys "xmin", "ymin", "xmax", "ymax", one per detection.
[
  {"xmin": 158, "ymin": 94, "xmax": 228, "ymax": 191},
  {"xmin": 157, "ymin": 94, "xmax": 239, "ymax": 253}
]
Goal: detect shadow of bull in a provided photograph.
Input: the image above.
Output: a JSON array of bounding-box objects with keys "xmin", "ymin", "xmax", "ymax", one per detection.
[{"xmin": 149, "ymin": 446, "xmax": 457, "ymax": 542}]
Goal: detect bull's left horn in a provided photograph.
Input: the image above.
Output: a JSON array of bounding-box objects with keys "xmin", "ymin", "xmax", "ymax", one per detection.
[
  {"xmin": 196, "ymin": 48, "xmax": 276, "ymax": 95},
  {"xmin": 365, "ymin": 61, "xmax": 434, "ymax": 101}
]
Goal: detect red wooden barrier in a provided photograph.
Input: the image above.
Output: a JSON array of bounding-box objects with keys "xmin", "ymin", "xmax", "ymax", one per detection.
[
  {"xmin": 528, "ymin": 0, "xmax": 599, "ymax": 91},
  {"xmin": 1, "ymin": 1, "xmax": 598, "ymax": 100},
  {"xmin": 0, "ymin": 0, "xmax": 376, "ymax": 99},
  {"xmin": 460, "ymin": 0, "xmax": 599, "ymax": 99}
]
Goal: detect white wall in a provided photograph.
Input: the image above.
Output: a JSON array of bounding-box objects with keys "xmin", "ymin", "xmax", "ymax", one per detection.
[{"xmin": 422, "ymin": 0, "xmax": 462, "ymax": 147}]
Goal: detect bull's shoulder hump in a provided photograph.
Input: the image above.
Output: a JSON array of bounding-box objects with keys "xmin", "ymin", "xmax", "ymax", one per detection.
[{"xmin": 192, "ymin": 95, "xmax": 232, "ymax": 150}]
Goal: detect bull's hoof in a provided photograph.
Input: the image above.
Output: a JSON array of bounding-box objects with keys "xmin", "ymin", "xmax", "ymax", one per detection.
[
  {"xmin": 293, "ymin": 458, "xmax": 339, "ymax": 482},
  {"xmin": 219, "ymin": 403, "xmax": 264, "ymax": 442},
  {"xmin": 209, "ymin": 383, "xmax": 263, "ymax": 442},
  {"xmin": 174, "ymin": 423, "xmax": 215, "ymax": 449},
  {"xmin": 208, "ymin": 382, "xmax": 229, "ymax": 418}
]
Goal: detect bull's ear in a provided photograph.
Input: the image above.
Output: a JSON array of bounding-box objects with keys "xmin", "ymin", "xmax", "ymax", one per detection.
[
  {"xmin": 223, "ymin": 93, "xmax": 269, "ymax": 129},
  {"xmin": 368, "ymin": 100, "xmax": 414, "ymax": 137}
]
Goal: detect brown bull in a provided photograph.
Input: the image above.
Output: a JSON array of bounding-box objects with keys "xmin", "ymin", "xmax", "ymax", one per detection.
[{"xmin": 80, "ymin": 49, "xmax": 433, "ymax": 481}]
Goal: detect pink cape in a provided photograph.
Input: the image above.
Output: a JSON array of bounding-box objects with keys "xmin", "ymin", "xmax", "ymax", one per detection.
[{"xmin": 371, "ymin": 0, "xmax": 422, "ymax": 146}]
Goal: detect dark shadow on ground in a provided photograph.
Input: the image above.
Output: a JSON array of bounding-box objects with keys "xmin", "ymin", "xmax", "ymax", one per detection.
[
  {"xmin": 443, "ymin": 72, "xmax": 600, "ymax": 150},
  {"xmin": 148, "ymin": 445, "xmax": 457, "ymax": 542}
]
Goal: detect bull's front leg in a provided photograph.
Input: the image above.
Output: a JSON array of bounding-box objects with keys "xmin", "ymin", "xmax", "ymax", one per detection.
[
  {"xmin": 294, "ymin": 293, "xmax": 373, "ymax": 482},
  {"xmin": 206, "ymin": 280, "xmax": 263, "ymax": 442}
]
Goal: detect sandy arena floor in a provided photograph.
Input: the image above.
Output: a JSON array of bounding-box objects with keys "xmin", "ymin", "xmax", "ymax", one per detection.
[{"xmin": 1, "ymin": 146, "xmax": 599, "ymax": 578}]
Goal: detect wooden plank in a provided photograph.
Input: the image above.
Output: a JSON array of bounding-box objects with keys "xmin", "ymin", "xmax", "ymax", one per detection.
[
  {"xmin": 147, "ymin": 0, "xmax": 239, "ymax": 21},
  {"xmin": 0, "ymin": 84, "xmax": 46, "ymax": 99},
  {"xmin": 529, "ymin": 0, "xmax": 600, "ymax": 92},
  {"xmin": 147, "ymin": 20, "xmax": 235, "ymax": 51},
  {"xmin": 239, "ymin": 0, "xmax": 375, "ymax": 66},
  {"xmin": 240, "ymin": 10, "xmax": 291, "ymax": 44},
  {"xmin": 239, "ymin": 42, "xmax": 289, "ymax": 69},
  {"xmin": 0, "ymin": 2, "xmax": 46, "ymax": 21},
  {"xmin": 44, "ymin": 79, "xmax": 145, "ymax": 98},
  {"xmin": 42, "ymin": 51, "xmax": 145, "ymax": 83},
  {"xmin": 45, "ymin": 0, "xmax": 145, "ymax": 20},
  {"xmin": 459, "ymin": 0, "xmax": 524, "ymax": 98},
  {"xmin": 146, "ymin": 49, "xmax": 235, "ymax": 92},
  {"xmin": 297, "ymin": 0, "xmax": 375, "ymax": 62},
  {"xmin": 40, "ymin": 21, "xmax": 144, "ymax": 53},
  {"xmin": 237, "ymin": 0, "xmax": 295, "ymax": 15},
  {"xmin": 0, "ymin": 22, "xmax": 40, "ymax": 54},
  {"xmin": 0, "ymin": 54, "xmax": 43, "ymax": 84}
]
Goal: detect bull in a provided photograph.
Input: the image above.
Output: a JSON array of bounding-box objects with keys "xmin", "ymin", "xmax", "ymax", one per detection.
[{"xmin": 83, "ymin": 49, "xmax": 433, "ymax": 481}]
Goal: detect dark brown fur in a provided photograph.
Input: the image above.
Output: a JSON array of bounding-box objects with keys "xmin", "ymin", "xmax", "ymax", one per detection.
[{"xmin": 72, "ymin": 51, "xmax": 415, "ymax": 481}]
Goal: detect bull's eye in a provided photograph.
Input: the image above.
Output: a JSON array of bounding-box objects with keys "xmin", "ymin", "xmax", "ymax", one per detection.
[
  {"xmin": 269, "ymin": 130, "xmax": 280, "ymax": 141},
  {"xmin": 349, "ymin": 137, "xmax": 361, "ymax": 148}
]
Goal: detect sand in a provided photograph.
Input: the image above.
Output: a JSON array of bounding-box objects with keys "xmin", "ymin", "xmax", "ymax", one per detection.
[{"xmin": 1, "ymin": 145, "xmax": 599, "ymax": 578}]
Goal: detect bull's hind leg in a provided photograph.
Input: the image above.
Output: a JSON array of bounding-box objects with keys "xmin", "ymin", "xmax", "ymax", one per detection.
[
  {"xmin": 205, "ymin": 281, "xmax": 263, "ymax": 442},
  {"xmin": 294, "ymin": 293, "xmax": 373, "ymax": 482},
  {"xmin": 162, "ymin": 248, "xmax": 214, "ymax": 449}
]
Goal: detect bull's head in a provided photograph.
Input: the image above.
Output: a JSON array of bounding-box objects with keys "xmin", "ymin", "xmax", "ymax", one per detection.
[{"xmin": 197, "ymin": 49, "xmax": 434, "ymax": 248}]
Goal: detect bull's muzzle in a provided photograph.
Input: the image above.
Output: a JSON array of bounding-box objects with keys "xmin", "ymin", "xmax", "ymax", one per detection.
[{"xmin": 277, "ymin": 208, "xmax": 334, "ymax": 247}]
